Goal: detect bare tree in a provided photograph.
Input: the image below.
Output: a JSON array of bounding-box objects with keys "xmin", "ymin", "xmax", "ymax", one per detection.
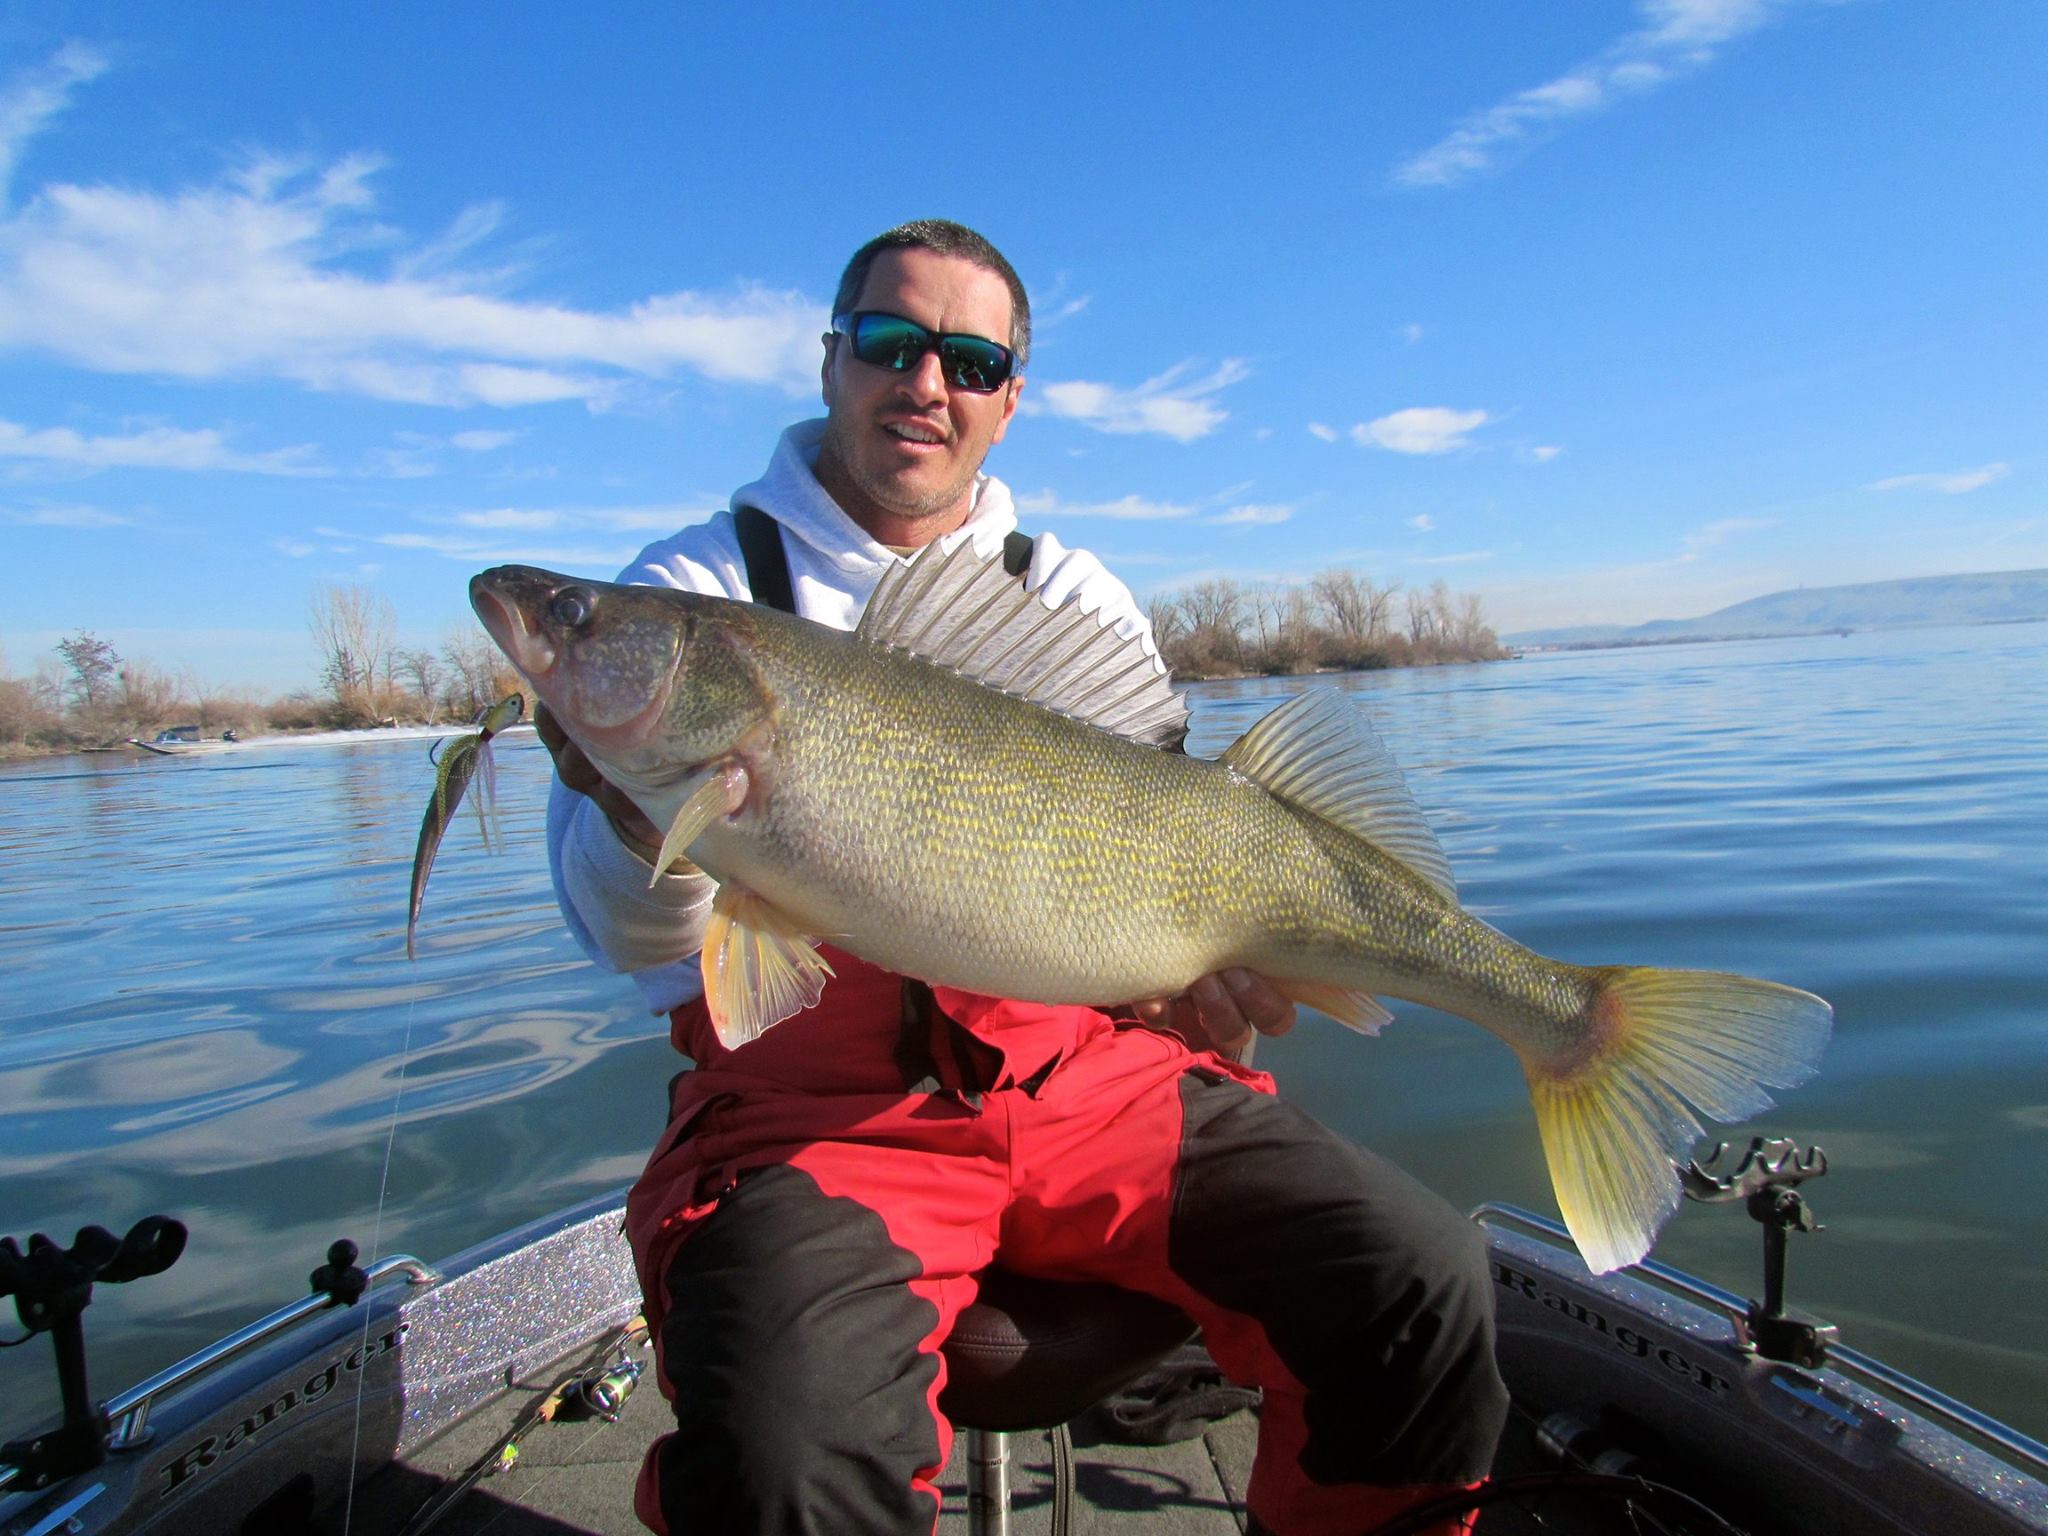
[
  {"xmin": 397, "ymin": 648, "xmax": 443, "ymax": 720},
  {"xmin": 308, "ymin": 583, "xmax": 398, "ymax": 723},
  {"xmin": 1453, "ymin": 592, "xmax": 1500, "ymax": 656},
  {"xmin": 1312, "ymin": 570, "xmax": 1398, "ymax": 645},
  {"xmin": 0, "ymin": 676, "xmax": 54, "ymax": 746},
  {"xmin": 1143, "ymin": 593, "xmax": 1187, "ymax": 656},
  {"xmin": 55, "ymin": 631, "xmax": 121, "ymax": 712},
  {"xmin": 440, "ymin": 624, "xmax": 526, "ymax": 721},
  {"xmin": 115, "ymin": 659, "xmax": 180, "ymax": 728}
]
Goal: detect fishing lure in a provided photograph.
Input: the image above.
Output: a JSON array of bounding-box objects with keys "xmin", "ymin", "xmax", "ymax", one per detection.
[{"xmin": 405, "ymin": 693, "xmax": 526, "ymax": 959}]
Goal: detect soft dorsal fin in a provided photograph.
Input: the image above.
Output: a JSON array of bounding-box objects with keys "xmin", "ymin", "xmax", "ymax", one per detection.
[
  {"xmin": 1219, "ymin": 689, "xmax": 1456, "ymax": 902},
  {"xmin": 858, "ymin": 537, "xmax": 1189, "ymax": 749}
]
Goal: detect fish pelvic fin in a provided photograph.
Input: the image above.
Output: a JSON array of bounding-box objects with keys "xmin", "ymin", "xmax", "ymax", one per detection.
[
  {"xmin": 1269, "ymin": 980, "xmax": 1395, "ymax": 1036},
  {"xmin": 1220, "ymin": 690, "xmax": 1455, "ymax": 902},
  {"xmin": 1524, "ymin": 965, "xmax": 1833, "ymax": 1275},
  {"xmin": 701, "ymin": 883, "xmax": 836, "ymax": 1048}
]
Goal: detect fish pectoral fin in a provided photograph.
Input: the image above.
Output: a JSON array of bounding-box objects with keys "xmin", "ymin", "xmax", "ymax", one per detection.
[
  {"xmin": 1269, "ymin": 981, "xmax": 1395, "ymax": 1036},
  {"xmin": 647, "ymin": 765, "xmax": 748, "ymax": 884},
  {"xmin": 701, "ymin": 884, "xmax": 836, "ymax": 1048}
]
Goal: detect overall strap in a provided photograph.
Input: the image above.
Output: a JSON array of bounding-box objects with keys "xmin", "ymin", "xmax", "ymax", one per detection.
[
  {"xmin": 733, "ymin": 504, "xmax": 795, "ymax": 615},
  {"xmin": 733, "ymin": 503, "xmax": 1034, "ymax": 617}
]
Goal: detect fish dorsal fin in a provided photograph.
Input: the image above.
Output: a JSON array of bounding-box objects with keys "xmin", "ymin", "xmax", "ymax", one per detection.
[
  {"xmin": 1219, "ymin": 690, "xmax": 1456, "ymax": 902},
  {"xmin": 858, "ymin": 537, "xmax": 1189, "ymax": 749}
]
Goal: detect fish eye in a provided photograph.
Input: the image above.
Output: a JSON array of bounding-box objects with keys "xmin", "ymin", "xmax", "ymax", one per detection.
[{"xmin": 549, "ymin": 587, "xmax": 596, "ymax": 630}]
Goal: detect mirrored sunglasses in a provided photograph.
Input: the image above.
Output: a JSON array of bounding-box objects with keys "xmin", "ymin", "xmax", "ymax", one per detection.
[{"xmin": 831, "ymin": 311, "xmax": 1018, "ymax": 393}]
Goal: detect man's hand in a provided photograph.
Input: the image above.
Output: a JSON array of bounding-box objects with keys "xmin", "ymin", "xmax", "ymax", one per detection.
[
  {"xmin": 1129, "ymin": 968, "xmax": 1296, "ymax": 1057},
  {"xmin": 534, "ymin": 703, "xmax": 665, "ymax": 858}
]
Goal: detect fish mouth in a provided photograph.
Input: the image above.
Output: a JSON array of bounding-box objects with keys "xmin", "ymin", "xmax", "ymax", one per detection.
[
  {"xmin": 469, "ymin": 564, "xmax": 685, "ymax": 754},
  {"xmin": 470, "ymin": 567, "xmax": 561, "ymax": 682}
]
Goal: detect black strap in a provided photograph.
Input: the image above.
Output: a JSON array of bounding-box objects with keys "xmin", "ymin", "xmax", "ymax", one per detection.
[
  {"xmin": 733, "ymin": 503, "xmax": 1034, "ymax": 618},
  {"xmin": 733, "ymin": 504, "xmax": 795, "ymax": 615}
]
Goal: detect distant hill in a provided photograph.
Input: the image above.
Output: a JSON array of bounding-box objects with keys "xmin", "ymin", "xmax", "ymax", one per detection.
[{"xmin": 1506, "ymin": 569, "xmax": 2048, "ymax": 649}]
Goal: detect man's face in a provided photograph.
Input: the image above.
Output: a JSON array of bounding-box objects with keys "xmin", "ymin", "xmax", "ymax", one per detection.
[{"xmin": 815, "ymin": 246, "xmax": 1022, "ymax": 546}]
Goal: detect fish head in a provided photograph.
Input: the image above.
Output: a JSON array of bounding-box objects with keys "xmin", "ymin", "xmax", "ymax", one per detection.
[{"xmin": 470, "ymin": 566, "xmax": 770, "ymax": 785}]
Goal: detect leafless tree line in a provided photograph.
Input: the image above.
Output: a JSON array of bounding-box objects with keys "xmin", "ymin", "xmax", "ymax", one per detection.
[
  {"xmin": 1145, "ymin": 570, "xmax": 1505, "ymax": 679},
  {"xmin": 0, "ymin": 582, "xmax": 527, "ymax": 754},
  {"xmin": 302, "ymin": 584, "xmax": 522, "ymax": 729}
]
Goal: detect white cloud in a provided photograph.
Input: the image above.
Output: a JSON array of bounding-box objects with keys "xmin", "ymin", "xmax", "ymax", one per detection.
[
  {"xmin": 1395, "ymin": 0, "xmax": 1806, "ymax": 188},
  {"xmin": 0, "ymin": 61, "xmax": 828, "ymax": 408},
  {"xmin": 1352, "ymin": 407, "xmax": 1490, "ymax": 455},
  {"xmin": 1209, "ymin": 503, "xmax": 1294, "ymax": 526},
  {"xmin": 1413, "ymin": 549, "xmax": 1495, "ymax": 566},
  {"xmin": 1868, "ymin": 462, "xmax": 2010, "ymax": 495},
  {"xmin": 1409, "ymin": 513, "xmax": 1435, "ymax": 531},
  {"xmin": 5, "ymin": 502, "xmax": 131, "ymax": 527},
  {"xmin": 447, "ymin": 502, "xmax": 707, "ymax": 533},
  {"xmin": 450, "ymin": 429, "xmax": 518, "ymax": 452},
  {"xmin": 1682, "ymin": 515, "xmax": 1774, "ymax": 550},
  {"xmin": 0, "ymin": 416, "xmax": 324, "ymax": 475},
  {"xmin": 0, "ymin": 43, "xmax": 108, "ymax": 206},
  {"xmin": 1529, "ymin": 444, "xmax": 1563, "ymax": 462},
  {"xmin": 314, "ymin": 523, "xmax": 637, "ymax": 570},
  {"xmin": 1398, "ymin": 323, "xmax": 1425, "ymax": 345},
  {"xmin": 456, "ymin": 507, "xmax": 560, "ymax": 531},
  {"xmin": 1033, "ymin": 359, "xmax": 1249, "ymax": 443},
  {"xmin": 1014, "ymin": 490, "xmax": 1194, "ymax": 522},
  {"xmin": 1307, "ymin": 421, "xmax": 1340, "ymax": 443}
]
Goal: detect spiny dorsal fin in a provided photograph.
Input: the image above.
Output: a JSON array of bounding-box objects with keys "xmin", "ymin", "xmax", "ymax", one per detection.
[
  {"xmin": 1219, "ymin": 689, "xmax": 1456, "ymax": 902},
  {"xmin": 858, "ymin": 536, "xmax": 1189, "ymax": 749}
]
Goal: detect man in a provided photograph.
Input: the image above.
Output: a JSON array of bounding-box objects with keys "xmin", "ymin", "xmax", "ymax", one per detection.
[{"xmin": 542, "ymin": 220, "xmax": 1506, "ymax": 1535}]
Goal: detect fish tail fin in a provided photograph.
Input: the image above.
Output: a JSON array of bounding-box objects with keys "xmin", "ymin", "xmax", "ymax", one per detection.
[{"xmin": 1523, "ymin": 965, "xmax": 1832, "ymax": 1274}]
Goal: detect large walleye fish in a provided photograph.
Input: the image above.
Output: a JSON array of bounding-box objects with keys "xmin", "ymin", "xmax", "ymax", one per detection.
[{"xmin": 470, "ymin": 540, "xmax": 1831, "ymax": 1274}]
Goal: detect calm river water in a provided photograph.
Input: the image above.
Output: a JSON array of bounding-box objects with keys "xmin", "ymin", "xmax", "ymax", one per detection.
[{"xmin": 1, "ymin": 623, "xmax": 2043, "ymax": 1442}]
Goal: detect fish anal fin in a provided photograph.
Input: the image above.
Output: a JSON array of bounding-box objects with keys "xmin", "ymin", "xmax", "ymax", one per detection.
[
  {"xmin": 1270, "ymin": 980, "xmax": 1394, "ymax": 1036},
  {"xmin": 1220, "ymin": 690, "xmax": 1457, "ymax": 903},
  {"xmin": 701, "ymin": 883, "xmax": 836, "ymax": 1048}
]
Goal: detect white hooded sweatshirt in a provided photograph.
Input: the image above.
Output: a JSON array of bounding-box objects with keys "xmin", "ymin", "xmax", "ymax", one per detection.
[{"xmin": 546, "ymin": 418, "xmax": 1161, "ymax": 1014}]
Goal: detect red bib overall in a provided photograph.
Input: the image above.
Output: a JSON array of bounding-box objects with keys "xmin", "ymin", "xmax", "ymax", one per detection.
[{"xmin": 623, "ymin": 948, "xmax": 1504, "ymax": 1535}]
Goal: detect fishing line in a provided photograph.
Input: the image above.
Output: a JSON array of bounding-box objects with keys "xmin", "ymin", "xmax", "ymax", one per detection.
[
  {"xmin": 340, "ymin": 985, "xmax": 418, "ymax": 1536},
  {"xmin": 341, "ymin": 780, "xmax": 431, "ymax": 1536}
]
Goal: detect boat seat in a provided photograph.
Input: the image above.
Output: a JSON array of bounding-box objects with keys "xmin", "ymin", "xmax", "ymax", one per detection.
[{"xmin": 938, "ymin": 1267, "xmax": 1198, "ymax": 1533}]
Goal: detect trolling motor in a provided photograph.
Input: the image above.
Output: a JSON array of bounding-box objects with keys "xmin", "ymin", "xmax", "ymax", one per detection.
[
  {"xmin": 1681, "ymin": 1136, "xmax": 1837, "ymax": 1368},
  {"xmin": 0, "ymin": 1216, "xmax": 187, "ymax": 1490}
]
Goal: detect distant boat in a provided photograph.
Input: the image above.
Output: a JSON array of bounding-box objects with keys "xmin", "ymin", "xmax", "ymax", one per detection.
[{"xmin": 128, "ymin": 725, "xmax": 236, "ymax": 756}]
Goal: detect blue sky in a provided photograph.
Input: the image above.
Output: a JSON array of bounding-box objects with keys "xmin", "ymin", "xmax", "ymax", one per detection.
[{"xmin": 3, "ymin": 1, "xmax": 2042, "ymax": 691}]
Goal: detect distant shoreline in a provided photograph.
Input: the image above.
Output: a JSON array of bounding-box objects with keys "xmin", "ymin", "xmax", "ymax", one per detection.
[
  {"xmin": 0, "ymin": 721, "xmax": 531, "ymax": 766},
  {"xmin": 1513, "ymin": 613, "xmax": 2048, "ymax": 655}
]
